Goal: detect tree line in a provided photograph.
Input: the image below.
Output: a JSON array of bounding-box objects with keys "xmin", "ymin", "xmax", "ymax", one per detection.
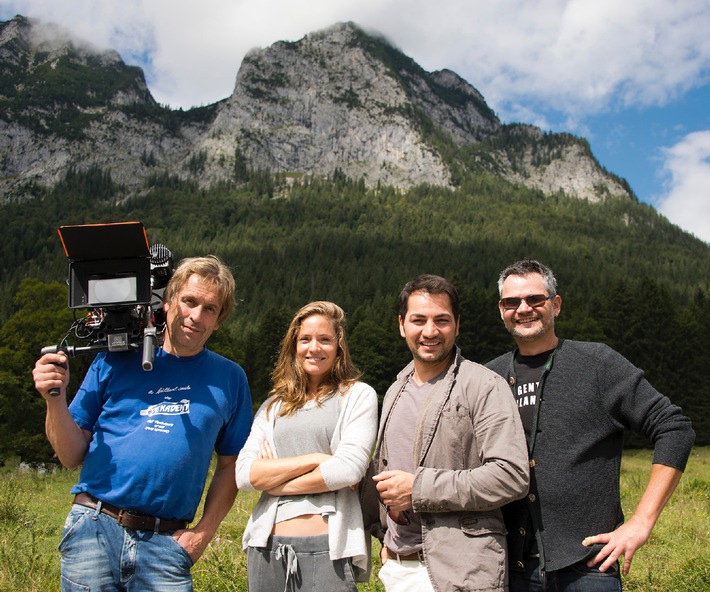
[{"xmin": 0, "ymin": 169, "xmax": 708, "ymax": 464}]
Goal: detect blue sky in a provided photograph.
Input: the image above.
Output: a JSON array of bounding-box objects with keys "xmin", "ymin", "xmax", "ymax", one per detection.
[{"xmin": 2, "ymin": 0, "xmax": 709, "ymax": 242}]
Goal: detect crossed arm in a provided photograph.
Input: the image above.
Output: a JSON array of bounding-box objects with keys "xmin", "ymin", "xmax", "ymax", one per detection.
[
  {"xmin": 235, "ymin": 403, "xmax": 336, "ymax": 496},
  {"xmin": 249, "ymin": 441, "xmax": 333, "ymax": 495},
  {"xmin": 236, "ymin": 387, "xmax": 378, "ymax": 498}
]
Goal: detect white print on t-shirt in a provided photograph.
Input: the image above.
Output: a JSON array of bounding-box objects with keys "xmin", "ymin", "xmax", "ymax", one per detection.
[
  {"xmin": 144, "ymin": 419, "xmax": 174, "ymax": 434},
  {"xmin": 516, "ymin": 381, "xmax": 539, "ymax": 409},
  {"xmin": 140, "ymin": 398, "xmax": 190, "ymax": 416},
  {"xmin": 140, "ymin": 396, "xmax": 191, "ymax": 434},
  {"xmin": 147, "ymin": 385, "xmax": 192, "ymax": 395}
]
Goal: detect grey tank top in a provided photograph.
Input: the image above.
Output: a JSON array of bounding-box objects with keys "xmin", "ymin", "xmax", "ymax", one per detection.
[{"xmin": 273, "ymin": 393, "xmax": 340, "ymax": 523}]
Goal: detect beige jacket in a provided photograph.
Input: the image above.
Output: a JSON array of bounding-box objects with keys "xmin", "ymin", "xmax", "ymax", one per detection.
[{"xmin": 366, "ymin": 348, "xmax": 529, "ymax": 591}]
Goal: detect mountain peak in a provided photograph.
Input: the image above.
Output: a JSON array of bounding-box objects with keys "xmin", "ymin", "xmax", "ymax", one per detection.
[
  {"xmin": 205, "ymin": 19, "xmax": 502, "ymax": 188},
  {"xmin": 0, "ymin": 15, "xmax": 632, "ymax": 202},
  {"xmin": 1, "ymin": 15, "xmax": 124, "ymax": 72}
]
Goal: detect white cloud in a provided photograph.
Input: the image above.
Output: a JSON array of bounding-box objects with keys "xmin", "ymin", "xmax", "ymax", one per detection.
[
  {"xmin": 2, "ymin": 0, "xmax": 709, "ymax": 115},
  {"xmin": 656, "ymin": 131, "xmax": 710, "ymax": 244}
]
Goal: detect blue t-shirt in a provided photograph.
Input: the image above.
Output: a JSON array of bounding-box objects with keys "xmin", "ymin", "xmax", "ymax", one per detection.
[{"xmin": 69, "ymin": 347, "xmax": 252, "ymax": 521}]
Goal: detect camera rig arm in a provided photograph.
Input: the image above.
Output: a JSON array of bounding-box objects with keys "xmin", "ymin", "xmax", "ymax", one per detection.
[{"xmin": 41, "ymin": 307, "xmax": 160, "ymax": 395}]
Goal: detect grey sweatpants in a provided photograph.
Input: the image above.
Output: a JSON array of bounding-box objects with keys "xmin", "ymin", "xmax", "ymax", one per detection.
[{"xmin": 246, "ymin": 534, "xmax": 357, "ymax": 592}]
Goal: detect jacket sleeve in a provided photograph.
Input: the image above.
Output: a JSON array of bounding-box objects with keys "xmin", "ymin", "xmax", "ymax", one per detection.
[
  {"xmin": 413, "ymin": 372, "xmax": 530, "ymax": 512},
  {"xmin": 319, "ymin": 383, "xmax": 379, "ymax": 491}
]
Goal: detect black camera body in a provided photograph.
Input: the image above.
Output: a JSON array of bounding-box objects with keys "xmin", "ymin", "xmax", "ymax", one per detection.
[{"xmin": 42, "ymin": 222, "xmax": 174, "ymax": 377}]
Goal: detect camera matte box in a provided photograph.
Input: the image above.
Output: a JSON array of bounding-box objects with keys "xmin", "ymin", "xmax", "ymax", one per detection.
[
  {"xmin": 58, "ymin": 221, "xmax": 150, "ymax": 261},
  {"xmin": 57, "ymin": 222, "xmax": 153, "ymax": 308}
]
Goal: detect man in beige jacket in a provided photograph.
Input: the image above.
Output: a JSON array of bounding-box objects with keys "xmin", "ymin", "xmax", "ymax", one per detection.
[{"xmin": 366, "ymin": 274, "xmax": 529, "ymax": 591}]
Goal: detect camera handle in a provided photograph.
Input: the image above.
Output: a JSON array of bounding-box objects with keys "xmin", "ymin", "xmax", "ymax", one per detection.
[
  {"xmin": 41, "ymin": 344, "xmax": 112, "ymax": 396},
  {"xmin": 142, "ymin": 325, "xmax": 158, "ymax": 371}
]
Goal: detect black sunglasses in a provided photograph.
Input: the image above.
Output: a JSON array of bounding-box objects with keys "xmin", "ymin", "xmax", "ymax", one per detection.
[{"xmin": 499, "ymin": 294, "xmax": 554, "ymax": 310}]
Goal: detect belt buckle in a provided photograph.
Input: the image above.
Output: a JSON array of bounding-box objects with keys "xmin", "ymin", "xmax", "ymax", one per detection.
[
  {"xmin": 116, "ymin": 508, "xmax": 129, "ymax": 527},
  {"xmin": 116, "ymin": 508, "xmax": 146, "ymax": 528}
]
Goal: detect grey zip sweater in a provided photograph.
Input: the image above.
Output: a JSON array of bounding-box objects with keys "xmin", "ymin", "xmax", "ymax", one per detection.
[{"xmin": 486, "ymin": 339, "xmax": 695, "ymax": 573}]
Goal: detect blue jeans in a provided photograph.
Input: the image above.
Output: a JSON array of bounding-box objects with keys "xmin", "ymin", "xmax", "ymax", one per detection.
[
  {"xmin": 58, "ymin": 504, "xmax": 194, "ymax": 591},
  {"xmin": 510, "ymin": 557, "xmax": 622, "ymax": 592}
]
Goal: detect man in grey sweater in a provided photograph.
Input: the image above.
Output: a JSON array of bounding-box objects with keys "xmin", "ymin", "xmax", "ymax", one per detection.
[{"xmin": 486, "ymin": 259, "xmax": 695, "ymax": 591}]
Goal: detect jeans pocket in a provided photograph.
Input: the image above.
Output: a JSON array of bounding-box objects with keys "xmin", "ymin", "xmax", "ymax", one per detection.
[
  {"xmin": 60, "ymin": 574, "xmax": 90, "ymax": 592},
  {"xmin": 165, "ymin": 533, "xmax": 196, "ymax": 568},
  {"xmin": 58, "ymin": 507, "xmax": 92, "ymax": 553},
  {"xmin": 570, "ymin": 561, "xmax": 620, "ymax": 577},
  {"xmin": 378, "ymin": 559, "xmax": 394, "ymax": 586}
]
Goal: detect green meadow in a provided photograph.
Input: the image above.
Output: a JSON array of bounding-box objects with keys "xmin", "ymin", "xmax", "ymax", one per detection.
[{"xmin": 1, "ymin": 447, "xmax": 708, "ymax": 591}]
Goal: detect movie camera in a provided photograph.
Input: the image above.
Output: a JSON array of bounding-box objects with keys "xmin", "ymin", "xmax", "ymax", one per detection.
[{"xmin": 41, "ymin": 222, "xmax": 174, "ymax": 388}]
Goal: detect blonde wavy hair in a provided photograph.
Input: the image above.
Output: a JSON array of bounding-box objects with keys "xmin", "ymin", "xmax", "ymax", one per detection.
[{"xmin": 267, "ymin": 301, "xmax": 362, "ymax": 417}]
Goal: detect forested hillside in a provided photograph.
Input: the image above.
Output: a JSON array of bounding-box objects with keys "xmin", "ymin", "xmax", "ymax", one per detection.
[{"xmin": 0, "ymin": 167, "xmax": 708, "ymax": 463}]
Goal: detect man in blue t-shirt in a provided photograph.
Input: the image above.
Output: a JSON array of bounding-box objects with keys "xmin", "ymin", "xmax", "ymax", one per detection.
[{"xmin": 34, "ymin": 255, "xmax": 253, "ymax": 592}]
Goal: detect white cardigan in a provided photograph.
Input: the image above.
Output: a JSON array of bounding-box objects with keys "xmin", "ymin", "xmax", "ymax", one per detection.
[{"xmin": 235, "ymin": 381, "xmax": 378, "ymax": 576}]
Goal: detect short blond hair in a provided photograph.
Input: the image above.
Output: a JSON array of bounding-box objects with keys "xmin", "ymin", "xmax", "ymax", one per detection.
[{"xmin": 163, "ymin": 255, "xmax": 236, "ymax": 325}]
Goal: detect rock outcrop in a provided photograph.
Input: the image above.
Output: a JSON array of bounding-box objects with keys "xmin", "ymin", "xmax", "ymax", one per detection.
[{"xmin": 0, "ymin": 16, "xmax": 633, "ymax": 203}]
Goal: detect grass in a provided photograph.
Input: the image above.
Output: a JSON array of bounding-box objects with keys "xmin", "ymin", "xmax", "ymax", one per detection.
[
  {"xmin": 618, "ymin": 448, "xmax": 710, "ymax": 591},
  {"xmin": 1, "ymin": 448, "xmax": 708, "ymax": 591}
]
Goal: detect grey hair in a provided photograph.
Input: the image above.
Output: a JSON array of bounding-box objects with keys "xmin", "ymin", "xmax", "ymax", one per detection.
[{"xmin": 497, "ymin": 259, "xmax": 557, "ymax": 296}]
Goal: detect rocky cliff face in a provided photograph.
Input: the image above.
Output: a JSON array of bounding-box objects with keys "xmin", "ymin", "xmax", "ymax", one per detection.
[
  {"xmin": 0, "ymin": 15, "xmax": 632, "ymax": 203},
  {"xmin": 201, "ymin": 23, "xmax": 501, "ymax": 188},
  {"xmin": 0, "ymin": 16, "xmax": 205, "ymax": 197}
]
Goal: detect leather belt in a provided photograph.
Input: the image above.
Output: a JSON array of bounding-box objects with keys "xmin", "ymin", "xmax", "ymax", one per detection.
[
  {"xmin": 74, "ymin": 492, "xmax": 188, "ymax": 533},
  {"xmin": 386, "ymin": 547, "xmax": 424, "ymax": 562}
]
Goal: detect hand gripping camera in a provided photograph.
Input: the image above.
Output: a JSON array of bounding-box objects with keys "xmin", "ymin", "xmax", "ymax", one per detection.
[{"xmin": 41, "ymin": 222, "xmax": 174, "ymax": 390}]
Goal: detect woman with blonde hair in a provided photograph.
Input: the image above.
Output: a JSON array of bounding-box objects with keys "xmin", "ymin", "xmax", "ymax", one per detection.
[{"xmin": 236, "ymin": 301, "xmax": 378, "ymax": 591}]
